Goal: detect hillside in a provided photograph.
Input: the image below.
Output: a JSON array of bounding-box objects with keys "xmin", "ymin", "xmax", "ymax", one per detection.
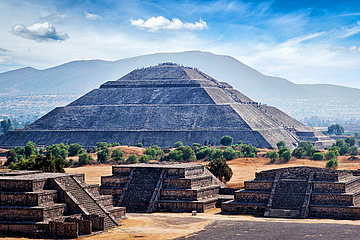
[{"xmin": 1, "ymin": 51, "xmax": 360, "ymax": 122}]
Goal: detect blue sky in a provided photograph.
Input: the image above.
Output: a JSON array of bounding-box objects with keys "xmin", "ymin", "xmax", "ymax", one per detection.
[{"xmin": 1, "ymin": 0, "xmax": 360, "ymax": 88}]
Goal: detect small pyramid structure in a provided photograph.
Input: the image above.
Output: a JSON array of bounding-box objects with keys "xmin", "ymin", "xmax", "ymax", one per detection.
[{"xmin": 0, "ymin": 63, "xmax": 333, "ymax": 148}]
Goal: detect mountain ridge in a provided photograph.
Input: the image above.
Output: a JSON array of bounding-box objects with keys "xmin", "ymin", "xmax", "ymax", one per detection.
[{"xmin": 0, "ymin": 50, "xmax": 359, "ymax": 121}]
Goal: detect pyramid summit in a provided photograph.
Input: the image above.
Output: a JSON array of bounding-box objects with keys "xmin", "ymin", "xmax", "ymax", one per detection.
[{"xmin": 0, "ymin": 63, "xmax": 333, "ymax": 148}]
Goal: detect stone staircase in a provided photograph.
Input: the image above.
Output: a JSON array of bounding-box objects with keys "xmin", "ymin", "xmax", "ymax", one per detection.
[
  {"xmin": 266, "ymin": 179, "xmax": 308, "ymax": 218},
  {"xmin": 120, "ymin": 168, "xmax": 162, "ymax": 212},
  {"xmin": 56, "ymin": 176, "xmax": 119, "ymax": 229},
  {"xmin": 100, "ymin": 164, "xmax": 225, "ymax": 213}
]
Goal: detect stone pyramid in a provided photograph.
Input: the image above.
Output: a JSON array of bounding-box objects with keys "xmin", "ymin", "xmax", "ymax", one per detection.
[{"xmin": 0, "ymin": 63, "xmax": 333, "ymax": 149}]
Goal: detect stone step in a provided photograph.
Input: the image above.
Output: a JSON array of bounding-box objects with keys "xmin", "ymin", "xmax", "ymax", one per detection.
[{"xmin": 266, "ymin": 209, "xmax": 300, "ymax": 218}]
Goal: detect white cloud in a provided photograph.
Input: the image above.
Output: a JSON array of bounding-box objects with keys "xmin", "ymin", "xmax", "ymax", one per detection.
[
  {"xmin": 11, "ymin": 22, "xmax": 69, "ymax": 42},
  {"xmin": 0, "ymin": 55, "xmax": 12, "ymax": 64},
  {"xmin": 350, "ymin": 46, "xmax": 357, "ymax": 51},
  {"xmin": 85, "ymin": 11, "xmax": 102, "ymax": 20},
  {"xmin": 131, "ymin": 16, "xmax": 207, "ymax": 32},
  {"xmin": 40, "ymin": 14, "xmax": 67, "ymax": 23}
]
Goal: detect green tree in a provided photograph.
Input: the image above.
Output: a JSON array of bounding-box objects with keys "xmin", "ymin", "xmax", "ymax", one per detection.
[
  {"xmin": 276, "ymin": 141, "xmax": 286, "ymax": 149},
  {"xmin": 325, "ymin": 151, "xmax": 339, "ymax": 160},
  {"xmin": 327, "ymin": 124, "xmax": 345, "ymax": 135},
  {"xmin": 292, "ymin": 147, "xmax": 306, "ymax": 159},
  {"xmin": 95, "ymin": 142, "xmax": 110, "ymax": 152},
  {"xmin": 339, "ymin": 143, "xmax": 350, "ymax": 156},
  {"xmin": 195, "ymin": 147, "xmax": 212, "ymax": 160},
  {"xmin": 78, "ymin": 152, "xmax": 95, "ymax": 165},
  {"xmin": 298, "ymin": 141, "xmax": 315, "ymax": 157},
  {"xmin": 326, "ymin": 158, "xmax": 338, "ymax": 169},
  {"xmin": 349, "ymin": 146, "xmax": 359, "ymax": 156},
  {"xmin": 177, "ymin": 146, "xmax": 196, "ymax": 161},
  {"xmin": 168, "ymin": 150, "xmax": 183, "ymax": 161},
  {"xmin": 241, "ymin": 144, "xmax": 258, "ymax": 157},
  {"xmin": 5, "ymin": 149, "xmax": 18, "ymax": 166},
  {"xmin": 207, "ymin": 157, "xmax": 233, "ymax": 183},
  {"xmin": 136, "ymin": 142, "xmax": 144, "ymax": 147},
  {"xmin": 345, "ymin": 137, "xmax": 356, "ymax": 147},
  {"xmin": 223, "ymin": 147, "xmax": 236, "ymax": 160},
  {"xmin": 209, "ymin": 148, "xmax": 224, "ymax": 160},
  {"xmin": 97, "ymin": 148, "xmax": 110, "ymax": 163},
  {"xmin": 10, "ymin": 151, "xmax": 69, "ymax": 173},
  {"xmin": 111, "ymin": 148, "xmax": 125, "ymax": 162},
  {"xmin": 47, "ymin": 143, "xmax": 68, "ymax": 159},
  {"xmin": 126, "ymin": 154, "xmax": 138, "ymax": 164},
  {"xmin": 24, "ymin": 141, "xmax": 38, "ymax": 158},
  {"xmin": 174, "ymin": 141, "xmax": 184, "ymax": 148},
  {"xmin": 220, "ymin": 135, "xmax": 233, "ymax": 146},
  {"xmin": 267, "ymin": 151, "xmax": 279, "ymax": 163},
  {"xmin": 281, "ymin": 150, "xmax": 292, "ymax": 162},
  {"xmin": 312, "ymin": 152, "xmax": 324, "ymax": 160},
  {"xmin": 68, "ymin": 143, "xmax": 84, "ymax": 156},
  {"xmin": 139, "ymin": 154, "xmax": 151, "ymax": 163}
]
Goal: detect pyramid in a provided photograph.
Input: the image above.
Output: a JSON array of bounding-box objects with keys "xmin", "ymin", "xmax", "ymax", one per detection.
[{"xmin": 0, "ymin": 63, "xmax": 333, "ymax": 149}]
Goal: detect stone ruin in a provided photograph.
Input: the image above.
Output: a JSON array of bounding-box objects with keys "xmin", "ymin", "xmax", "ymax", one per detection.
[
  {"xmin": 99, "ymin": 163, "xmax": 231, "ymax": 213},
  {"xmin": 222, "ymin": 166, "xmax": 360, "ymax": 219},
  {"xmin": 0, "ymin": 170, "xmax": 125, "ymax": 238},
  {"xmin": 0, "ymin": 63, "xmax": 334, "ymax": 149}
]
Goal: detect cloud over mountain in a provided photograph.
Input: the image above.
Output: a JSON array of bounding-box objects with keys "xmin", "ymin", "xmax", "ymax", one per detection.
[
  {"xmin": 11, "ymin": 22, "xmax": 69, "ymax": 42},
  {"xmin": 131, "ymin": 16, "xmax": 207, "ymax": 32}
]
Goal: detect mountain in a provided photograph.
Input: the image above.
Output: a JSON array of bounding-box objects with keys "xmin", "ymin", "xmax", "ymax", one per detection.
[{"xmin": 0, "ymin": 51, "xmax": 359, "ymax": 122}]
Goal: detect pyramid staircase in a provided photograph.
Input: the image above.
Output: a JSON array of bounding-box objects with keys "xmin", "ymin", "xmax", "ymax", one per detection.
[
  {"xmin": 100, "ymin": 163, "xmax": 227, "ymax": 213},
  {"xmin": 222, "ymin": 167, "xmax": 360, "ymax": 219},
  {"xmin": 0, "ymin": 171, "xmax": 125, "ymax": 238}
]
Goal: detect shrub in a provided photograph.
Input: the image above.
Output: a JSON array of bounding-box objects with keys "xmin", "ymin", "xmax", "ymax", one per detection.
[
  {"xmin": 241, "ymin": 144, "xmax": 258, "ymax": 157},
  {"xmin": 24, "ymin": 141, "xmax": 38, "ymax": 158},
  {"xmin": 292, "ymin": 147, "xmax": 306, "ymax": 159},
  {"xmin": 312, "ymin": 152, "xmax": 324, "ymax": 160},
  {"xmin": 276, "ymin": 141, "xmax": 286, "ymax": 149},
  {"xmin": 298, "ymin": 141, "xmax": 315, "ymax": 157},
  {"xmin": 47, "ymin": 143, "xmax": 69, "ymax": 159},
  {"xmin": 223, "ymin": 147, "xmax": 236, "ymax": 160},
  {"xmin": 281, "ymin": 150, "xmax": 292, "ymax": 162},
  {"xmin": 209, "ymin": 149, "xmax": 223, "ymax": 161},
  {"xmin": 267, "ymin": 151, "xmax": 279, "ymax": 163},
  {"xmin": 168, "ymin": 150, "xmax": 183, "ymax": 162},
  {"xmin": 136, "ymin": 142, "xmax": 144, "ymax": 147},
  {"xmin": 174, "ymin": 141, "xmax": 183, "ymax": 148},
  {"xmin": 111, "ymin": 142, "xmax": 120, "ymax": 147},
  {"xmin": 97, "ymin": 148, "xmax": 110, "ymax": 163},
  {"xmin": 126, "ymin": 154, "xmax": 138, "ymax": 164},
  {"xmin": 326, "ymin": 158, "xmax": 338, "ymax": 169},
  {"xmin": 195, "ymin": 147, "xmax": 212, "ymax": 160},
  {"xmin": 111, "ymin": 148, "xmax": 125, "ymax": 162},
  {"xmin": 139, "ymin": 154, "xmax": 151, "ymax": 163},
  {"xmin": 177, "ymin": 146, "xmax": 196, "ymax": 161},
  {"xmin": 339, "ymin": 143, "xmax": 350, "ymax": 156},
  {"xmin": 349, "ymin": 146, "xmax": 359, "ymax": 156},
  {"xmin": 68, "ymin": 143, "xmax": 84, "ymax": 157},
  {"xmin": 325, "ymin": 151, "xmax": 339, "ymax": 160},
  {"xmin": 78, "ymin": 152, "xmax": 95, "ymax": 165},
  {"xmin": 143, "ymin": 146, "xmax": 163, "ymax": 159},
  {"xmin": 95, "ymin": 142, "xmax": 110, "ymax": 152},
  {"xmin": 207, "ymin": 157, "xmax": 233, "ymax": 183},
  {"xmin": 345, "ymin": 137, "xmax": 356, "ymax": 147},
  {"xmin": 220, "ymin": 135, "xmax": 233, "ymax": 146}
]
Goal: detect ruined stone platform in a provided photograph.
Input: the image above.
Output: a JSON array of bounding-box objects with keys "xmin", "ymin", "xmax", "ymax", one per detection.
[
  {"xmin": 0, "ymin": 170, "xmax": 125, "ymax": 238},
  {"xmin": 100, "ymin": 163, "xmax": 227, "ymax": 213},
  {"xmin": 222, "ymin": 166, "xmax": 360, "ymax": 219},
  {"xmin": 0, "ymin": 63, "xmax": 333, "ymax": 149}
]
